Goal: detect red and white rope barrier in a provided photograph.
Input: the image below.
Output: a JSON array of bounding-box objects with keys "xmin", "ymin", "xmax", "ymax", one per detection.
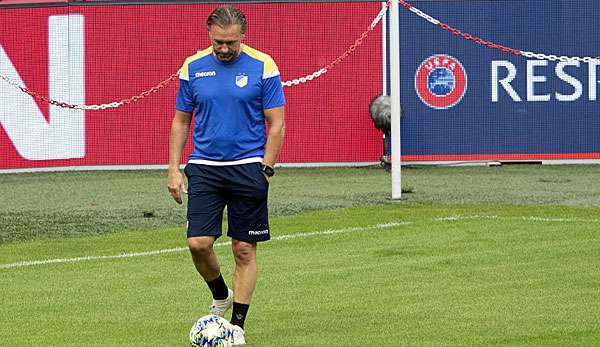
[
  {"xmin": 0, "ymin": 2, "xmax": 391, "ymax": 110},
  {"xmin": 398, "ymin": 0, "xmax": 599, "ymax": 63}
]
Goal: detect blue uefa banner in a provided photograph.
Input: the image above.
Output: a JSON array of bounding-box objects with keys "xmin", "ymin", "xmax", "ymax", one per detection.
[{"xmin": 395, "ymin": 0, "xmax": 600, "ymax": 162}]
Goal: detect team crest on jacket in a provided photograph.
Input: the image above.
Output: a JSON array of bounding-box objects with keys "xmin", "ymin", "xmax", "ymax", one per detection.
[
  {"xmin": 235, "ymin": 73, "xmax": 248, "ymax": 88},
  {"xmin": 415, "ymin": 54, "xmax": 467, "ymax": 109}
]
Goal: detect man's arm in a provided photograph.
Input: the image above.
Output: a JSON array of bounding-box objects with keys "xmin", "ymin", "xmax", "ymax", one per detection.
[
  {"xmin": 262, "ymin": 106, "xmax": 285, "ymax": 169},
  {"xmin": 168, "ymin": 110, "xmax": 192, "ymax": 204}
]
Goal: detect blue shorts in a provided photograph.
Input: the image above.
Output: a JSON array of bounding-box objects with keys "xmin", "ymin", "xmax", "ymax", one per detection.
[{"xmin": 184, "ymin": 162, "xmax": 270, "ymax": 243}]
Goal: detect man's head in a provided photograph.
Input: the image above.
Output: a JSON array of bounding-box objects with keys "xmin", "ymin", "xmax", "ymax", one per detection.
[{"xmin": 207, "ymin": 6, "xmax": 247, "ymax": 62}]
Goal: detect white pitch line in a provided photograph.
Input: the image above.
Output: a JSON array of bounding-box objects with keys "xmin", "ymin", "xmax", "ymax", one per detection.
[
  {"xmin": 433, "ymin": 215, "xmax": 600, "ymax": 223},
  {"xmin": 3, "ymin": 214, "xmax": 597, "ymax": 270},
  {"xmin": 0, "ymin": 222, "xmax": 409, "ymax": 270},
  {"xmin": 522, "ymin": 216, "xmax": 595, "ymax": 223}
]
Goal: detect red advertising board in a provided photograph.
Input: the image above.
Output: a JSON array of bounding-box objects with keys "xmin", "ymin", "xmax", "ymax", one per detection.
[{"xmin": 0, "ymin": 3, "xmax": 383, "ymax": 170}]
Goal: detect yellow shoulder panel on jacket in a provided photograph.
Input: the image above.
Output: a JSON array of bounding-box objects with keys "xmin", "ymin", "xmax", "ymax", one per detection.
[
  {"xmin": 242, "ymin": 45, "xmax": 280, "ymax": 79},
  {"xmin": 179, "ymin": 47, "xmax": 213, "ymax": 81}
]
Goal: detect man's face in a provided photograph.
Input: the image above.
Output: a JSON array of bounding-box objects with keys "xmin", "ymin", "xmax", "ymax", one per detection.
[{"xmin": 209, "ymin": 24, "xmax": 244, "ymax": 62}]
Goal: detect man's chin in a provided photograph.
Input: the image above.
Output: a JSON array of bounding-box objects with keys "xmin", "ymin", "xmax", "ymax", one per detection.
[{"xmin": 216, "ymin": 55, "xmax": 234, "ymax": 62}]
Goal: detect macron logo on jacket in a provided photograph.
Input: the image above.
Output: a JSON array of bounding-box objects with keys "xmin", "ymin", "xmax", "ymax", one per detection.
[{"xmin": 195, "ymin": 71, "xmax": 216, "ymax": 78}]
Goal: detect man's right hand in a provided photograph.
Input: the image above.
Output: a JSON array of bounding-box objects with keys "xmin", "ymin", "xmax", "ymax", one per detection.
[{"xmin": 167, "ymin": 169, "xmax": 187, "ymax": 204}]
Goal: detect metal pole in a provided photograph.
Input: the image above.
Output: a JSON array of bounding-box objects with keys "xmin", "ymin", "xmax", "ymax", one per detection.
[{"xmin": 389, "ymin": 0, "xmax": 402, "ymax": 200}]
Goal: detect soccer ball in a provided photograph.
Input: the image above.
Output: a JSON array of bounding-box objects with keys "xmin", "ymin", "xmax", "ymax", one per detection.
[{"xmin": 189, "ymin": 315, "xmax": 234, "ymax": 347}]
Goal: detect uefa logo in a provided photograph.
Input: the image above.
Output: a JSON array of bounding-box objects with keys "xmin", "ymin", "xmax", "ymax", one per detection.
[{"xmin": 415, "ymin": 54, "xmax": 468, "ymax": 109}]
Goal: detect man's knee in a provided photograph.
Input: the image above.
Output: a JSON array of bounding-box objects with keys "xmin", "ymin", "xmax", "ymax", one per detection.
[
  {"xmin": 232, "ymin": 240, "xmax": 256, "ymax": 265},
  {"xmin": 188, "ymin": 236, "xmax": 215, "ymax": 256}
]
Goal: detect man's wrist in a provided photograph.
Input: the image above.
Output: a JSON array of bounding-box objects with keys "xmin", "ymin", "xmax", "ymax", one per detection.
[
  {"xmin": 168, "ymin": 165, "xmax": 181, "ymax": 173},
  {"xmin": 261, "ymin": 164, "xmax": 275, "ymax": 177}
]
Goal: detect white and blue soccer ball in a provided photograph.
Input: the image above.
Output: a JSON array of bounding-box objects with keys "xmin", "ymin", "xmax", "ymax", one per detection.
[{"xmin": 189, "ymin": 315, "xmax": 234, "ymax": 347}]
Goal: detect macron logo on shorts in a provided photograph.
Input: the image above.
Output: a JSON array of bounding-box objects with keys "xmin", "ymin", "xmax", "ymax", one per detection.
[
  {"xmin": 248, "ymin": 229, "xmax": 269, "ymax": 236},
  {"xmin": 195, "ymin": 71, "xmax": 216, "ymax": 78}
]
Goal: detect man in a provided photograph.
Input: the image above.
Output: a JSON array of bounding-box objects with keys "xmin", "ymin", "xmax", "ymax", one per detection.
[{"xmin": 167, "ymin": 6, "xmax": 285, "ymax": 345}]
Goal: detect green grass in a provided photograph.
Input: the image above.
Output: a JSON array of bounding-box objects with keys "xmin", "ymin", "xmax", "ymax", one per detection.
[
  {"xmin": 2, "ymin": 164, "xmax": 600, "ymax": 243},
  {"xmin": 1, "ymin": 165, "xmax": 600, "ymax": 345},
  {"xmin": 1, "ymin": 203, "xmax": 599, "ymax": 346}
]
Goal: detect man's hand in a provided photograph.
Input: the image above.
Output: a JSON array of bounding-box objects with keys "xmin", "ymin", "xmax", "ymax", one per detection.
[{"xmin": 167, "ymin": 169, "xmax": 187, "ymax": 204}]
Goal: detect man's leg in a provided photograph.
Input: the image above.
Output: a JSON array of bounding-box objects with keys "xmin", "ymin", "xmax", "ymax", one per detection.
[
  {"xmin": 188, "ymin": 236, "xmax": 233, "ymax": 316},
  {"xmin": 231, "ymin": 240, "xmax": 257, "ymax": 326},
  {"xmin": 185, "ymin": 164, "xmax": 233, "ymax": 315},
  {"xmin": 188, "ymin": 236, "xmax": 221, "ymax": 281}
]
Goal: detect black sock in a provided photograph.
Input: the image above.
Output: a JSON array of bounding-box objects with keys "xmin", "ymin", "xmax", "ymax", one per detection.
[
  {"xmin": 205, "ymin": 274, "xmax": 228, "ymax": 300},
  {"xmin": 230, "ymin": 302, "xmax": 250, "ymax": 329}
]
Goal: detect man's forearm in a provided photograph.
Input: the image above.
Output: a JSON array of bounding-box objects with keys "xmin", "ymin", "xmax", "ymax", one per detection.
[
  {"xmin": 263, "ymin": 125, "xmax": 284, "ymax": 167},
  {"xmin": 263, "ymin": 106, "xmax": 285, "ymax": 167},
  {"xmin": 169, "ymin": 111, "xmax": 191, "ymax": 171}
]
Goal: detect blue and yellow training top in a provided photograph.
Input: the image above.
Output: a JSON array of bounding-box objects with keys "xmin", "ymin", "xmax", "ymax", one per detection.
[{"xmin": 176, "ymin": 44, "xmax": 286, "ymax": 164}]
